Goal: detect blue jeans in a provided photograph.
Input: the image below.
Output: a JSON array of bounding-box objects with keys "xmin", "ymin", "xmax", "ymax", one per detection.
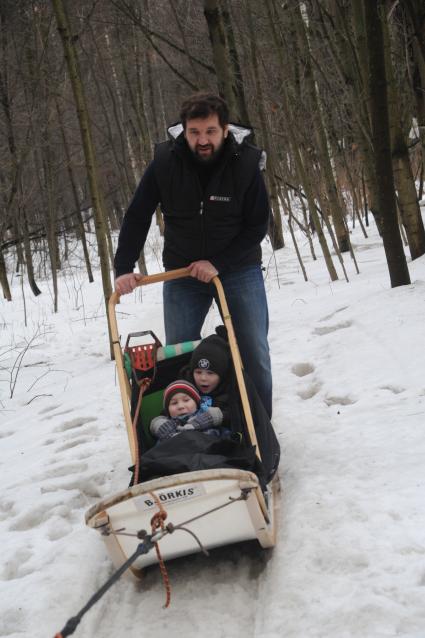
[{"xmin": 163, "ymin": 265, "xmax": 272, "ymax": 417}]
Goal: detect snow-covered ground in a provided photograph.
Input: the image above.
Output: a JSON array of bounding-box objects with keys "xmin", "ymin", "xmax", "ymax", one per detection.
[{"xmin": 1, "ymin": 217, "xmax": 424, "ymax": 638}]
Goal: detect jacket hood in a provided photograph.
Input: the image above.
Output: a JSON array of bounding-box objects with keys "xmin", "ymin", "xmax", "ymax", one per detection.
[
  {"xmin": 167, "ymin": 121, "xmax": 253, "ymax": 144},
  {"xmin": 166, "ymin": 122, "xmax": 266, "ymax": 169}
]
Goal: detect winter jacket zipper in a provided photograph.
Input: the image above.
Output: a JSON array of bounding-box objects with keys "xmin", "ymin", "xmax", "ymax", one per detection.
[{"xmin": 199, "ymin": 199, "xmax": 206, "ymax": 257}]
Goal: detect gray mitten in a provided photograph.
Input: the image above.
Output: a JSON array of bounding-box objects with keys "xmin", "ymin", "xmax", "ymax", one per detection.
[
  {"xmin": 187, "ymin": 407, "xmax": 223, "ymax": 431},
  {"xmin": 156, "ymin": 420, "xmax": 178, "ymax": 439},
  {"xmin": 150, "ymin": 416, "xmax": 178, "ymax": 440}
]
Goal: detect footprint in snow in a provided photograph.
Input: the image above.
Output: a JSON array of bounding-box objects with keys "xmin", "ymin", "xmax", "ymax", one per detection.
[
  {"xmin": 38, "ymin": 403, "xmax": 61, "ymax": 415},
  {"xmin": 291, "ymin": 362, "xmax": 315, "ymax": 377},
  {"xmin": 43, "ymin": 438, "xmax": 56, "ymax": 446},
  {"xmin": 9, "ymin": 503, "xmax": 54, "ymax": 531},
  {"xmin": 54, "ymin": 416, "xmax": 98, "ymax": 433},
  {"xmin": 9, "ymin": 502, "xmax": 75, "ymax": 533},
  {"xmin": 0, "ymin": 499, "xmax": 16, "ymax": 521},
  {"xmin": 318, "ymin": 306, "xmax": 349, "ymax": 322},
  {"xmin": 44, "ymin": 408, "xmax": 75, "ymax": 420},
  {"xmin": 40, "ymin": 475, "xmax": 104, "ymax": 499},
  {"xmin": 0, "ymin": 430, "xmax": 13, "ymax": 440},
  {"xmin": 41, "ymin": 461, "xmax": 89, "ymax": 480},
  {"xmin": 380, "ymin": 384, "xmax": 405, "ymax": 395},
  {"xmin": 1, "ymin": 547, "xmax": 34, "ymax": 581},
  {"xmin": 313, "ymin": 320, "xmax": 352, "ymax": 336},
  {"xmin": 297, "ymin": 382, "xmax": 322, "ymax": 400},
  {"xmin": 61, "ymin": 424, "xmax": 100, "ymax": 441},
  {"xmin": 46, "ymin": 517, "xmax": 72, "ymax": 541},
  {"xmin": 324, "ymin": 394, "xmax": 357, "ymax": 406},
  {"xmin": 54, "ymin": 436, "xmax": 92, "ymax": 453}
]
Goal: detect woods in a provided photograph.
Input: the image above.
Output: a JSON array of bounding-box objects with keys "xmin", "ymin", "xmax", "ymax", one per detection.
[{"xmin": 1, "ymin": 0, "xmax": 424, "ymax": 304}]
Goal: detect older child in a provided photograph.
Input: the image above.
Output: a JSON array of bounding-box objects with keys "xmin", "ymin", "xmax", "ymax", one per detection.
[{"xmin": 185, "ymin": 334, "xmax": 232, "ymax": 430}]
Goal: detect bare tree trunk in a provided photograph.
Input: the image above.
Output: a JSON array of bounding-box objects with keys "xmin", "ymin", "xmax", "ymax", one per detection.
[
  {"xmin": 266, "ymin": 0, "xmax": 338, "ymax": 280},
  {"xmin": 119, "ymin": 27, "xmax": 151, "ymax": 171},
  {"xmin": 52, "ymin": 0, "xmax": 113, "ymax": 349},
  {"xmin": 0, "ymin": 249, "xmax": 11, "ymax": 300},
  {"xmin": 203, "ymin": 0, "xmax": 239, "ymax": 119},
  {"xmin": 279, "ymin": 190, "xmax": 308, "ymax": 281},
  {"xmin": 295, "ymin": 3, "xmax": 350, "ymax": 253},
  {"xmin": 43, "ymin": 132, "xmax": 59, "ymax": 312},
  {"xmin": 21, "ymin": 207, "xmax": 42, "ymax": 296},
  {"xmin": 298, "ymin": 191, "xmax": 317, "ymax": 261},
  {"xmin": 363, "ymin": 0, "xmax": 410, "ymax": 287},
  {"xmin": 382, "ymin": 12, "xmax": 425, "ymax": 260},
  {"xmin": 222, "ymin": 0, "xmax": 250, "ymax": 123},
  {"xmin": 246, "ymin": 2, "xmax": 284, "ymax": 249},
  {"xmin": 404, "ymin": 0, "xmax": 425, "ymax": 179},
  {"xmin": 55, "ymin": 94, "xmax": 93, "ymax": 282},
  {"xmin": 168, "ymin": 0, "xmax": 202, "ymax": 87}
]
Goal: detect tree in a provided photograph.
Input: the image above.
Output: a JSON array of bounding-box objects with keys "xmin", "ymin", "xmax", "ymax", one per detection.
[
  {"xmin": 51, "ymin": 0, "xmax": 113, "ymax": 343},
  {"xmin": 363, "ymin": 0, "xmax": 410, "ymax": 287}
]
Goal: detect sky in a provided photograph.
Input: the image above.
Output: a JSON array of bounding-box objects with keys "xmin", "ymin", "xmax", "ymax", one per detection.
[{"xmin": 0, "ymin": 212, "xmax": 424, "ymax": 638}]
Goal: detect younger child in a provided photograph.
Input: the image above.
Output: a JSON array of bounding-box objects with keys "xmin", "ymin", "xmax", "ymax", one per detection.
[{"xmin": 150, "ymin": 379, "xmax": 223, "ymax": 441}]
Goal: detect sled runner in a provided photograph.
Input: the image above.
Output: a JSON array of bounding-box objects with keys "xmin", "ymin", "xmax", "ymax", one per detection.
[{"xmin": 85, "ymin": 268, "xmax": 280, "ymax": 577}]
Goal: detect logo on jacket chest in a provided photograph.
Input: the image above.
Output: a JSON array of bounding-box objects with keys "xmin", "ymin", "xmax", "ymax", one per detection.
[{"xmin": 209, "ymin": 195, "xmax": 231, "ymax": 202}]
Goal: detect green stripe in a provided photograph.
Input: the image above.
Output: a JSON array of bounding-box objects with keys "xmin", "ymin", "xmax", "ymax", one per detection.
[{"xmin": 158, "ymin": 340, "xmax": 201, "ymax": 360}]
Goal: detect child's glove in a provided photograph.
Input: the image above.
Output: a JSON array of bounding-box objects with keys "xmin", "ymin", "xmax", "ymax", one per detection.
[
  {"xmin": 150, "ymin": 416, "xmax": 178, "ymax": 440},
  {"xmin": 187, "ymin": 407, "xmax": 223, "ymax": 430},
  {"xmin": 156, "ymin": 420, "xmax": 178, "ymax": 439}
]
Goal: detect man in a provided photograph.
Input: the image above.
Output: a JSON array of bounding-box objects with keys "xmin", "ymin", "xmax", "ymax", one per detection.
[{"xmin": 114, "ymin": 93, "xmax": 273, "ymax": 417}]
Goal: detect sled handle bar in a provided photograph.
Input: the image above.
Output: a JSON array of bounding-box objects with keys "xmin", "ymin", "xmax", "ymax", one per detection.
[
  {"xmin": 109, "ymin": 268, "xmax": 262, "ymax": 468},
  {"xmin": 111, "ymin": 267, "xmax": 191, "ymax": 303}
]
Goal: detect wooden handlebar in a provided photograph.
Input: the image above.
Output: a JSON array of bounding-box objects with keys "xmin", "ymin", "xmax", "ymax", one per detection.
[
  {"xmin": 134, "ymin": 267, "xmax": 191, "ymax": 286},
  {"xmin": 110, "ymin": 268, "xmax": 191, "ymax": 306}
]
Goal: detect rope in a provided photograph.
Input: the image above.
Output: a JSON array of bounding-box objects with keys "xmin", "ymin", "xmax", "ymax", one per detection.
[
  {"xmin": 109, "ymin": 489, "xmax": 252, "ymax": 540},
  {"xmin": 53, "ymin": 487, "xmax": 253, "ymax": 636},
  {"xmin": 168, "ymin": 525, "xmax": 210, "ymax": 556},
  {"xmin": 132, "ymin": 377, "xmax": 151, "ymax": 485},
  {"xmin": 149, "ymin": 492, "xmax": 172, "ymax": 608},
  {"xmin": 53, "ymin": 537, "xmax": 155, "ymax": 637}
]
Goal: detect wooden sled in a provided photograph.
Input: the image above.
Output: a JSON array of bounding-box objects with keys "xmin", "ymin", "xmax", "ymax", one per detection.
[{"xmin": 85, "ymin": 268, "xmax": 280, "ymax": 577}]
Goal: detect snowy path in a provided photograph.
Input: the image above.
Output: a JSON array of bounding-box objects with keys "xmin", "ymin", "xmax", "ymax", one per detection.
[{"xmin": 1, "ymin": 226, "xmax": 425, "ymax": 637}]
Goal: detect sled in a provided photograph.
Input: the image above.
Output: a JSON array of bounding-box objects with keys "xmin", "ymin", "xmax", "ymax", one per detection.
[{"xmin": 85, "ymin": 268, "xmax": 280, "ymax": 578}]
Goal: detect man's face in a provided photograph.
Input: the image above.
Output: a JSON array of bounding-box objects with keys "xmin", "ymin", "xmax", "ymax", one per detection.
[{"xmin": 184, "ymin": 113, "xmax": 228, "ymax": 162}]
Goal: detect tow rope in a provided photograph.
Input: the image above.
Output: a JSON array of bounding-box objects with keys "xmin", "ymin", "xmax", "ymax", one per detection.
[
  {"xmin": 149, "ymin": 492, "xmax": 171, "ymax": 608},
  {"xmin": 53, "ymin": 488, "xmax": 251, "ymax": 637}
]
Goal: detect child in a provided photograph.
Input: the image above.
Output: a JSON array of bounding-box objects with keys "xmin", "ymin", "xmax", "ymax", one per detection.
[
  {"xmin": 185, "ymin": 334, "xmax": 232, "ymax": 432},
  {"xmin": 150, "ymin": 379, "xmax": 224, "ymax": 441}
]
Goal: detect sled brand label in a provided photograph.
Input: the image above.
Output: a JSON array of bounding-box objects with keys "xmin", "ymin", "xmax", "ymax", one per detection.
[
  {"xmin": 135, "ymin": 484, "xmax": 206, "ymax": 511},
  {"xmin": 209, "ymin": 195, "xmax": 231, "ymax": 202}
]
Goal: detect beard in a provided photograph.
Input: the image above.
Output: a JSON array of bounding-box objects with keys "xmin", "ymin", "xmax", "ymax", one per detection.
[{"xmin": 192, "ymin": 138, "xmax": 226, "ymax": 164}]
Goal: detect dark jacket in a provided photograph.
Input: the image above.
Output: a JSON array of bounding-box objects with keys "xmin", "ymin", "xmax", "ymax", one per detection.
[{"xmin": 114, "ymin": 126, "xmax": 270, "ymax": 276}]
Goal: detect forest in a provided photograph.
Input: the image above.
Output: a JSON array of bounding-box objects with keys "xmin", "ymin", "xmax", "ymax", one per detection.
[{"xmin": 0, "ymin": 0, "xmax": 424, "ymax": 308}]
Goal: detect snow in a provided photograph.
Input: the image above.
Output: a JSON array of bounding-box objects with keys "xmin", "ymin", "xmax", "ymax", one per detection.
[{"xmin": 1, "ymin": 218, "xmax": 424, "ymax": 638}]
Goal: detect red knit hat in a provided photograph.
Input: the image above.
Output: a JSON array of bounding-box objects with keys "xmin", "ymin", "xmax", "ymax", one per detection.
[{"xmin": 163, "ymin": 380, "xmax": 201, "ymax": 413}]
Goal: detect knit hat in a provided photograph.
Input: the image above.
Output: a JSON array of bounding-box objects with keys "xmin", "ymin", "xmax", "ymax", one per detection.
[
  {"xmin": 189, "ymin": 334, "xmax": 230, "ymax": 380},
  {"xmin": 163, "ymin": 380, "xmax": 201, "ymax": 413}
]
